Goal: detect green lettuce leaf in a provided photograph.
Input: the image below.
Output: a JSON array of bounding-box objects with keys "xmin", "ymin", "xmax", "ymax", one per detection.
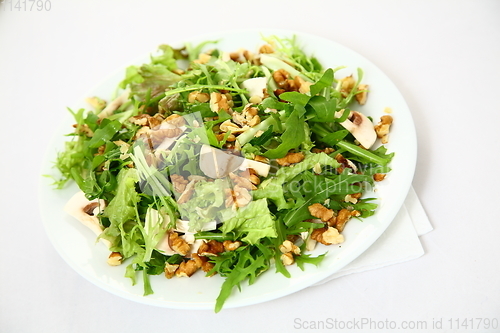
[{"xmin": 220, "ymin": 198, "xmax": 277, "ymax": 244}]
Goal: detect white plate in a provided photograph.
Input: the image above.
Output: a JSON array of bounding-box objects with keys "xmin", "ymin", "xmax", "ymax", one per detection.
[{"xmin": 39, "ymin": 29, "xmax": 416, "ymax": 310}]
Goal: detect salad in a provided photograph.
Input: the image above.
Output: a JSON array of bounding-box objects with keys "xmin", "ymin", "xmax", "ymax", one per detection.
[{"xmin": 53, "ymin": 35, "xmax": 394, "ymax": 312}]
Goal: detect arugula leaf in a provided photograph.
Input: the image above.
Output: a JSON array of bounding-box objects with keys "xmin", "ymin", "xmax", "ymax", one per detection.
[
  {"xmin": 309, "ymin": 68, "xmax": 334, "ymax": 96},
  {"xmin": 307, "ymin": 96, "xmax": 337, "ymax": 122},
  {"xmin": 213, "ymin": 246, "xmax": 270, "ymax": 313},
  {"xmin": 295, "ymin": 252, "xmax": 327, "ymax": 271},
  {"xmin": 253, "ymin": 153, "xmax": 340, "ymax": 210},
  {"xmin": 263, "ymin": 109, "xmax": 305, "ymax": 159},
  {"xmin": 248, "ymin": 125, "xmax": 274, "ymax": 146}
]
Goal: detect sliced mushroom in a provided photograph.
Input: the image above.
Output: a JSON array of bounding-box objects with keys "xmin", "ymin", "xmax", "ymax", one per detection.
[
  {"xmin": 199, "ymin": 144, "xmax": 244, "ymax": 179},
  {"xmin": 64, "ymin": 191, "xmax": 111, "ymax": 248},
  {"xmin": 97, "ymin": 89, "xmax": 130, "ymax": 119},
  {"xmin": 338, "ymin": 110, "xmax": 377, "ymax": 149},
  {"xmin": 155, "ymin": 230, "xmax": 176, "ymax": 255},
  {"xmin": 199, "ymin": 144, "xmax": 270, "ymax": 179},
  {"xmin": 241, "ymin": 77, "xmax": 267, "ymax": 98}
]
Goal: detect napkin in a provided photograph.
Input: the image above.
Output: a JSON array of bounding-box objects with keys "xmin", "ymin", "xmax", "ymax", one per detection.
[{"xmin": 312, "ymin": 186, "xmax": 432, "ymax": 286}]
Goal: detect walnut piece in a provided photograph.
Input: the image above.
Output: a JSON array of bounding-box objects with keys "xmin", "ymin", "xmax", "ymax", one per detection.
[
  {"xmin": 355, "ymin": 84, "xmax": 369, "ymax": 105},
  {"xmin": 176, "ymin": 260, "xmax": 199, "ymax": 277},
  {"xmin": 280, "ymin": 252, "xmax": 295, "ymax": 266},
  {"xmin": 331, "ymin": 208, "xmax": 352, "ymax": 233},
  {"xmin": 170, "ymin": 174, "xmax": 189, "ymax": 193},
  {"xmin": 373, "ymin": 173, "xmax": 387, "ymax": 182},
  {"xmin": 198, "ymin": 240, "xmax": 225, "ymax": 256},
  {"xmin": 192, "ymin": 253, "xmax": 215, "ymax": 273},
  {"xmin": 169, "ymin": 231, "xmax": 190, "ymax": 256},
  {"xmin": 210, "ymin": 92, "xmax": 232, "ymax": 112},
  {"xmin": 223, "ymin": 240, "xmax": 242, "ymax": 251},
  {"xmin": 164, "ymin": 114, "xmax": 186, "ymax": 127},
  {"xmin": 308, "ymin": 203, "xmax": 334, "ymax": 222},
  {"xmin": 279, "ymin": 240, "xmax": 301, "ymax": 255},
  {"xmin": 188, "ymin": 91, "xmax": 210, "ymax": 104},
  {"xmin": 276, "ymin": 152, "xmax": 305, "ymax": 166},
  {"xmin": 107, "ymin": 252, "xmax": 123, "ymax": 266},
  {"xmin": 259, "ymin": 44, "xmax": 274, "ymax": 54},
  {"xmin": 374, "ymin": 115, "xmax": 393, "ymax": 144},
  {"xmin": 164, "ymin": 262, "xmax": 179, "ymax": 279},
  {"xmin": 311, "ymin": 227, "xmax": 345, "ymax": 245}
]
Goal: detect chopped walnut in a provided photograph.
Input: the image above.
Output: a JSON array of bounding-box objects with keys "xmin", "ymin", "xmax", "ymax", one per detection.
[
  {"xmin": 344, "ymin": 192, "xmax": 362, "ymax": 204},
  {"xmin": 198, "ymin": 240, "xmax": 225, "ymax": 256},
  {"xmin": 308, "ymin": 203, "xmax": 334, "ymax": 222},
  {"xmin": 331, "ymin": 208, "xmax": 352, "ymax": 233},
  {"xmin": 216, "ymin": 133, "xmax": 236, "ymax": 142},
  {"xmin": 177, "ymin": 179, "xmax": 197, "ymax": 204},
  {"xmin": 193, "ymin": 53, "xmax": 211, "ymax": 64},
  {"xmin": 210, "ymin": 92, "xmax": 232, "ymax": 112},
  {"xmin": 192, "ymin": 253, "xmax": 215, "ymax": 274},
  {"xmin": 374, "ymin": 115, "xmax": 393, "ymax": 144},
  {"xmin": 229, "ymin": 172, "xmax": 255, "ymax": 191},
  {"xmin": 254, "ymin": 155, "xmax": 269, "ymax": 164},
  {"xmin": 373, "ymin": 173, "xmax": 387, "ymax": 182},
  {"xmin": 232, "ymin": 104, "xmax": 261, "ymax": 128},
  {"xmin": 225, "ymin": 185, "xmax": 252, "ymax": 208},
  {"xmin": 312, "ymin": 147, "xmax": 335, "ymax": 154},
  {"xmin": 176, "ymin": 260, "xmax": 199, "ymax": 277},
  {"xmin": 249, "ymin": 174, "xmax": 260, "ymax": 186},
  {"xmin": 129, "ymin": 114, "xmax": 162, "ymax": 129},
  {"xmin": 276, "ymin": 152, "xmax": 305, "ymax": 166},
  {"xmin": 223, "ymin": 240, "xmax": 242, "ymax": 251},
  {"xmin": 355, "ymin": 84, "xmax": 369, "ymax": 105},
  {"xmin": 107, "ymin": 252, "xmax": 123, "ymax": 266},
  {"xmin": 170, "ymin": 174, "xmax": 189, "ymax": 193},
  {"xmin": 273, "ymin": 69, "xmax": 290, "ymax": 88},
  {"xmin": 279, "ymin": 240, "xmax": 301, "ymax": 255},
  {"xmin": 164, "ymin": 262, "xmax": 179, "ymax": 279},
  {"xmin": 335, "ymin": 153, "xmax": 358, "ymax": 173},
  {"xmin": 164, "ymin": 114, "xmax": 186, "ymax": 127},
  {"xmin": 188, "ymin": 91, "xmax": 210, "ymax": 104},
  {"xmin": 311, "ymin": 227, "xmax": 345, "ymax": 245},
  {"xmin": 280, "ymin": 252, "xmax": 295, "ymax": 266},
  {"xmin": 169, "ymin": 231, "xmax": 190, "ymax": 256},
  {"xmin": 259, "ymin": 44, "xmax": 274, "ymax": 54},
  {"xmin": 219, "ymin": 119, "xmax": 248, "ymax": 134},
  {"xmin": 340, "ymin": 75, "xmax": 356, "ymax": 97}
]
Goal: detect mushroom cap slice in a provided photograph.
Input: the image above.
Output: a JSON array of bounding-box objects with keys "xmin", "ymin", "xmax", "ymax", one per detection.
[
  {"xmin": 241, "ymin": 77, "xmax": 267, "ymax": 98},
  {"xmin": 64, "ymin": 191, "xmax": 111, "ymax": 248},
  {"xmin": 339, "ymin": 111, "xmax": 377, "ymax": 149},
  {"xmin": 199, "ymin": 144, "xmax": 270, "ymax": 179}
]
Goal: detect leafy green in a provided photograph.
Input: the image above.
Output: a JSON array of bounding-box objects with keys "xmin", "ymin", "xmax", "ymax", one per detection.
[
  {"xmin": 254, "ymin": 153, "xmax": 340, "ymax": 210},
  {"xmin": 220, "ymin": 199, "xmax": 277, "ymax": 244},
  {"xmin": 263, "ymin": 109, "xmax": 305, "ymax": 159}
]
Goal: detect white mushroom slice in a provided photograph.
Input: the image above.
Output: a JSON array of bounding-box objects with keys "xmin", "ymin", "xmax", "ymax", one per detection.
[
  {"xmin": 238, "ymin": 159, "xmax": 270, "ymax": 177},
  {"xmin": 338, "ymin": 111, "xmax": 377, "ymax": 149},
  {"xmin": 97, "ymin": 90, "xmax": 130, "ymax": 119},
  {"xmin": 188, "ymin": 239, "xmax": 205, "ymax": 257},
  {"xmin": 241, "ymin": 77, "xmax": 267, "ymax": 98},
  {"xmin": 155, "ymin": 231, "xmax": 176, "ymax": 255},
  {"xmin": 180, "ymin": 233, "xmax": 196, "ymax": 245},
  {"xmin": 64, "ymin": 191, "xmax": 111, "ymax": 248},
  {"xmin": 199, "ymin": 144, "xmax": 244, "ymax": 179}
]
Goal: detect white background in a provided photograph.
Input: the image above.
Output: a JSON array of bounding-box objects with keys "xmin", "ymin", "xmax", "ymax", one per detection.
[{"xmin": 1, "ymin": 1, "xmax": 499, "ymax": 332}]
